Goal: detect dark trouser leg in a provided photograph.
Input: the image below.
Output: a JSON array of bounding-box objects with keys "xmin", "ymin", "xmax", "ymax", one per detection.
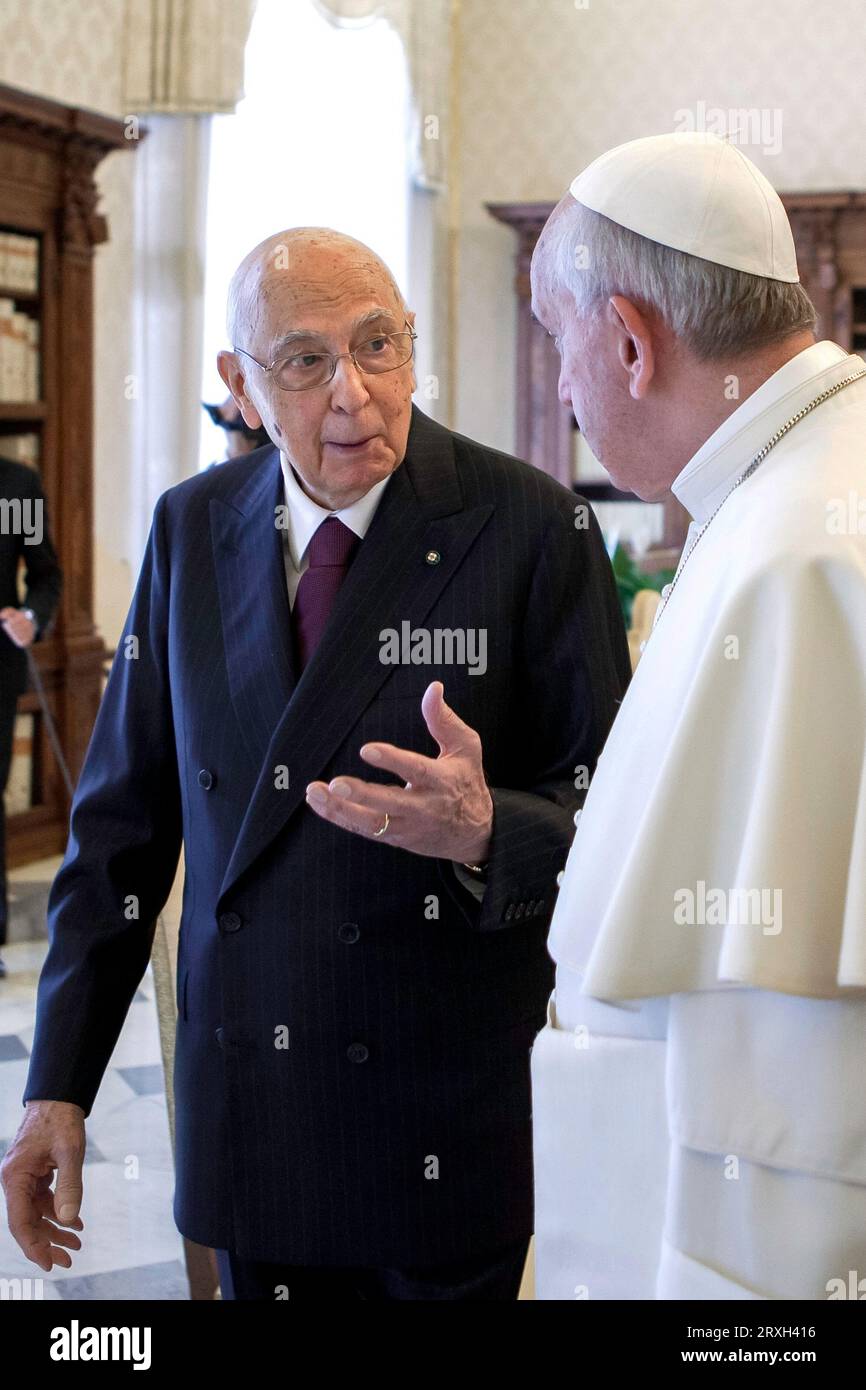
[
  {"xmin": 215, "ymin": 1235, "xmax": 531, "ymax": 1302},
  {"xmin": 367, "ymin": 1234, "xmax": 531, "ymax": 1301},
  {"xmin": 215, "ymin": 1248, "xmax": 364, "ymax": 1302},
  {"xmin": 0, "ymin": 691, "xmax": 17, "ymax": 948}
]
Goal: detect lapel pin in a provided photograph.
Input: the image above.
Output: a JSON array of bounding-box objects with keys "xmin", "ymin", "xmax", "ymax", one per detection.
[{"xmin": 425, "ymin": 549, "xmax": 441, "ymax": 565}]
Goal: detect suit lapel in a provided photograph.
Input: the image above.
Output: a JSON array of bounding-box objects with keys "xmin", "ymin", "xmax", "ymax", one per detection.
[
  {"xmin": 216, "ymin": 405, "xmax": 494, "ymax": 909},
  {"xmin": 211, "ymin": 446, "xmax": 297, "ymax": 773}
]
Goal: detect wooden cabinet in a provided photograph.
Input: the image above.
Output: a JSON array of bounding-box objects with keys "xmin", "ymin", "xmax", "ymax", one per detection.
[
  {"xmin": 0, "ymin": 84, "xmax": 132, "ymax": 866},
  {"xmin": 488, "ymin": 194, "xmax": 866, "ymax": 567}
]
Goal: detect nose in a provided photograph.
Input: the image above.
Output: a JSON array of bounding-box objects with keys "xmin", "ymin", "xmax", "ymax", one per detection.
[{"xmin": 328, "ymin": 353, "xmax": 371, "ymax": 411}]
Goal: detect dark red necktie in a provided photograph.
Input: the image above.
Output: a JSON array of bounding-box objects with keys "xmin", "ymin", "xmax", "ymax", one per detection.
[{"xmin": 291, "ymin": 516, "xmax": 360, "ymax": 671}]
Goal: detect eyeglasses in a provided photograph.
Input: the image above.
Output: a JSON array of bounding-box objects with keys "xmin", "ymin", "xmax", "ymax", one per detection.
[{"xmin": 232, "ymin": 325, "xmax": 418, "ymax": 392}]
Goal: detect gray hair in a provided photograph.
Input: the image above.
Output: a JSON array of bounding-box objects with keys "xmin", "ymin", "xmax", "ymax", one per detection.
[{"xmin": 538, "ymin": 199, "xmax": 817, "ymax": 360}]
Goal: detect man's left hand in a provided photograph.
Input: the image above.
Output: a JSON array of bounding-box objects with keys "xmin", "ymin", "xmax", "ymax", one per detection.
[
  {"xmin": 305, "ymin": 681, "xmax": 493, "ymax": 863},
  {"xmin": 0, "ymin": 607, "xmax": 36, "ymax": 649}
]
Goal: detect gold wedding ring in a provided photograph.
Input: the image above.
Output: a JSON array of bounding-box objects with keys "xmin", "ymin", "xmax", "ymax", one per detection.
[{"xmin": 372, "ymin": 812, "xmax": 390, "ymax": 838}]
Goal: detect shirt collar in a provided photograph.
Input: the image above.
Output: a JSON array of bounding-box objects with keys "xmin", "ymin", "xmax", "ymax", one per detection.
[
  {"xmin": 671, "ymin": 340, "xmax": 856, "ymax": 523},
  {"xmin": 279, "ymin": 451, "xmax": 391, "ymax": 570}
]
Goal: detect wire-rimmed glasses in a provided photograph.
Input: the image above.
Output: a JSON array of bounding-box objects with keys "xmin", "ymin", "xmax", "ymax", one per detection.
[{"xmin": 232, "ymin": 325, "xmax": 417, "ymax": 392}]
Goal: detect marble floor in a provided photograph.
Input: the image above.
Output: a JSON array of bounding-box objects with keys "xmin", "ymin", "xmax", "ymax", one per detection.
[{"xmin": 0, "ymin": 857, "xmax": 189, "ymax": 1300}]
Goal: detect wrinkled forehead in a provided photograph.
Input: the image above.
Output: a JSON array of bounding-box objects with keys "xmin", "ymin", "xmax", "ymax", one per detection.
[{"xmin": 252, "ymin": 255, "xmax": 404, "ymax": 349}]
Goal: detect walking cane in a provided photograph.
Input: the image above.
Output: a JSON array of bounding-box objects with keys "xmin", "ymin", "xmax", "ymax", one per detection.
[{"xmin": 25, "ymin": 646, "xmax": 76, "ymax": 801}]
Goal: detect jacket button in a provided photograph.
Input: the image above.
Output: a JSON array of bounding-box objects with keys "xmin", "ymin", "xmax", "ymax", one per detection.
[
  {"xmin": 198, "ymin": 768, "xmax": 214, "ymax": 789},
  {"xmin": 504, "ymin": 904, "xmax": 515, "ymax": 921},
  {"xmin": 534, "ymin": 899, "xmax": 546, "ymax": 917},
  {"xmin": 347, "ymin": 1042, "xmax": 369, "ymax": 1064},
  {"xmin": 514, "ymin": 903, "xmax": 525, "ymax": 920},
  {"xmin": 219, "ymin": 911, "xmax": 242, "ymax": 933},
  {"xmin": 338, "ymin": 922, "xmax": 360, "ymax": 943},
  {"xmin": 215, "ymin": 1027, "xmax": 224, "ymax": 1048},
  {"xmin": 526, "ymin": 898, "xmax": 536, "ymax": 914}
]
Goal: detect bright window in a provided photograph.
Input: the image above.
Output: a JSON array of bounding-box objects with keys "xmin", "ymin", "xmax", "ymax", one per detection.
[{"xmin": 199, "ymin": 0, "xmax": 410, "ymax": 468}]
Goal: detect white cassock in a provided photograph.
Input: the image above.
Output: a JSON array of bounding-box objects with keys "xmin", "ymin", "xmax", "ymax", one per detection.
[{"xmin": 531, "ymin": 339, "xmax": 866, "ymax": 1300}]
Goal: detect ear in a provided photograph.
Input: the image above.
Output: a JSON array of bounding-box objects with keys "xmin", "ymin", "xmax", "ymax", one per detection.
[
  {"xmin": 403, "ymin": 307, "xmax": 418, "ymax": 391},
  {"xmin": 216, "ymin": 349, "xmax": 264, "ymax": 430},
  {"xmin": 607, "ymin": 295, "xmax": 655, "ymax": 400}
]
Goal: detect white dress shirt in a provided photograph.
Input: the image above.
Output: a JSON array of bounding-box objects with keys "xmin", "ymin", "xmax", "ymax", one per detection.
[{"xmin": 279, "ymin": 451, "xmax": 390, "ymax": 608}]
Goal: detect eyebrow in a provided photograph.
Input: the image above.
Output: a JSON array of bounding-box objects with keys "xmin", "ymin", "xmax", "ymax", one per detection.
[{"xmin": 269, "ymin": 307, "xmax": 400, "ymax": 357}]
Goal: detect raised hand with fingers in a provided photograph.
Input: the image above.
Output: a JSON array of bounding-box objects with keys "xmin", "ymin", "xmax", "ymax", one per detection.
[{"xmin": 305, "ymin": 680, "xmax": 493, "ymax": 865}]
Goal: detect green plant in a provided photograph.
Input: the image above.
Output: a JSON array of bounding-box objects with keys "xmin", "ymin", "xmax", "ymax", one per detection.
[{"xmin": 611, "ymin": 542, "xmax": 676, "ymax": 628}]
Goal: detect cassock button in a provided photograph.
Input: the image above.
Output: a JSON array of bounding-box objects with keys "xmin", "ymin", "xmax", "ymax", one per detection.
[
  {"xmin": 215, "ymin": 1027, "xmax": 224, "ymax": 1049},
  {"xmin": 425, "ymin": 550, "xmax": 441, "ymax": 565},
  {"xmin": 198, "ymin": 769, "xmax": 214, "ymax": 790},
  {"xmin": 514, "ymin": 903, "xmax": 525, "ymax": 920},
  {"xmin": 347, "ymin": 1042, "xmax": 369, "ymax": 1064},
  {"xmin": 504, "ymin": 904, "xmax": 515, "ymax": 921},
  {"xmin": 526, "ymin": 899, "xmax": 536, "ymax": 914},
  {"xmin": 338, "ymin": 922, "xmax": 360, "ymax": 944},
  {"xmin": 533, "ymin": 900, "xmax": 546, "ymax": 917},
  {"xmin": 219, "ymin": 911, "xmax": 242, "ymax": 933}
]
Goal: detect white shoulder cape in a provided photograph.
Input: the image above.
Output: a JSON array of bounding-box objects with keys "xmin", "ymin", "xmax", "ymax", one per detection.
[{"xmin": 548, "ymin": 381, "xmax": 866, "ymax": 1000}]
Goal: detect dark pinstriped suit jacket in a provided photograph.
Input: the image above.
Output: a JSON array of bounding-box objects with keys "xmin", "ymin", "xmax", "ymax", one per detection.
[{"xmin": 24, "ymin": 403, "xmax": 630, "ymax": 1266}]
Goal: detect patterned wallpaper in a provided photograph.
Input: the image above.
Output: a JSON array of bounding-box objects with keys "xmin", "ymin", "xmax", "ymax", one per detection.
[
  {"xmin": 0, "ymin": 0, "xmax": 124, "ymax": 114},
  {"xmin": 454, "ymin": 0, "xmax": 866, "ymax": 452},
  {"xmin": 0, "ymin": 0, "xmax": 137, "ymax": 637}
]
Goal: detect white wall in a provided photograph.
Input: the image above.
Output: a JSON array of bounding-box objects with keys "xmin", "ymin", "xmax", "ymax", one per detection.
[{"xmin": 455, "ymin": 0, "xmax": 866, "ymax": 454}]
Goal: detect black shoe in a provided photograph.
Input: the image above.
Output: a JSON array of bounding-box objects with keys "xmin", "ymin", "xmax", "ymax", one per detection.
[{"xmin": 0, "ymin": 953, "xmax": 6, "ymax": 978}]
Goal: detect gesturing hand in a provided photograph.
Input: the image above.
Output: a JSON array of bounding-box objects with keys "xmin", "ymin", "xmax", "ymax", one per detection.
[{"xmin": 305, "ymin": 681, "xmax": 493, "ymax": 864}]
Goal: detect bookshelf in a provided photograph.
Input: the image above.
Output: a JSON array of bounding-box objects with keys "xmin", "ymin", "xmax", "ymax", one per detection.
[
  {"xmin": 488, "ymin": 193, "xmax": 866, "ymax": 572},
  {"xmin": 0, "ymin": 83, "xmax": 134, "ymax": 867}
]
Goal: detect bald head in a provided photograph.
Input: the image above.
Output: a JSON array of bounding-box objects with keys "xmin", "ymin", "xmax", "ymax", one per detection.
[{"xmin": 226, "ymin": 227, "xmax": 406, "ymax": 353}]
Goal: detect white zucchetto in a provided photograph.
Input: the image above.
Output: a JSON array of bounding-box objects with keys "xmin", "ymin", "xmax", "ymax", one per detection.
[{"xmin": 569, "ymin": 131, "xmax": 799, "ymax": 282}]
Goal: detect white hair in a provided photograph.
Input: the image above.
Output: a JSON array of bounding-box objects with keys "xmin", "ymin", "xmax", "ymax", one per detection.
[{"xmin": 537, "ymin": 199, "xmax": 817, "ymax": 360}]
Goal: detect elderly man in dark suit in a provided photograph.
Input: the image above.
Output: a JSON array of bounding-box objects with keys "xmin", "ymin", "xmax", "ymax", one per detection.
[
  {"xmin": 2, "ymin": 229, "xmax": 629, "ymax": 1300},
  {"xmin": 0, "ymin": 456, "xmax": 62, "ymax": 977}
]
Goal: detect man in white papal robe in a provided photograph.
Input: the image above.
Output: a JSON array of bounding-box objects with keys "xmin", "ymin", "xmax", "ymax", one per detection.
[{"xmin": 529, "ymin": 132, "xmax": 866, "ymax": 1300}]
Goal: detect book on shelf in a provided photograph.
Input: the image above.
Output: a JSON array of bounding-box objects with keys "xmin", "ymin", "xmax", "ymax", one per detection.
[
  {"xmin": 0, "ymin": 430, "xmax": 40, "ymax": 468},
  {"xmin": 0, "ymin": 298, "xmax": 40, "ymax": 402},
  {"xmin": 0, "ymin": 231, "xmax": 39, "ymax": 294}
]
